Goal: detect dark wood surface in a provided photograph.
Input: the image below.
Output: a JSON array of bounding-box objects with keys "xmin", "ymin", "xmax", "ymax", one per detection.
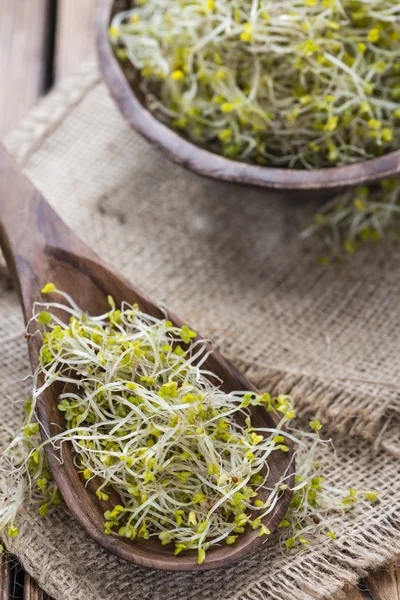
[
  {"xmin": 0, "ymin": 553, "xmax": 12, "ymax": 600},
  {"xmin": 0, "ymin": 0, "xmax": 398, "ymax": 597},
  {"xmin": 97, "ymin": 0, "xmax": 400, "ymax": 192},
  {"xmin": 24, "ymin": 572, "xmax": 50, "ymax": 600}
]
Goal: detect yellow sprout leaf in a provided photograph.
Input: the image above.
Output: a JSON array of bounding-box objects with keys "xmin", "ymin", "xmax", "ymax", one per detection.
[
  {"xmin": 310, "ymin": 419, "xmax": 322, "ymax": 431},
  {"xmin": 368, "ymin": 29, "xmax": 380, "ymax": 43},
  {"xmin": 41, "ymin": 283, "xmax": 56, "ymax": 294},
  {"xmin": 171, "ymin": 70, "xmax": 184, "ymax": 81},
  {"xmin": 198, "ymin": 548, "xmax": 206, "ymax": 564}
]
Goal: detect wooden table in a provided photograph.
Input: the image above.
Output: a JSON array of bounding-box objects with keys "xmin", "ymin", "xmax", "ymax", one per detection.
[{"xmin": 0, "ymin": 2, "xmax": 398, "ymax": 599}]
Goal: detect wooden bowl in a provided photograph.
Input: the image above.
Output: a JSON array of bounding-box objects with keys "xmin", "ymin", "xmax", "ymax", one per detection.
[
  {"xmin": 97, "ymin": 0, "xmax": 400, "ymax": 191},
  {"xmin": 96, "ymin": 0, "xmax": 400, "ymax": 192}
]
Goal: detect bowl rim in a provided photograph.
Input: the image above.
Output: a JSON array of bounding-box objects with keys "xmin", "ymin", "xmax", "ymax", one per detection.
[{"xmin": 97, "ymin": 0, "xmax": 400, "ymax": 191}]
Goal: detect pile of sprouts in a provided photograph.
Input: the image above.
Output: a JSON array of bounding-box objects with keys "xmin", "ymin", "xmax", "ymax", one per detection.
[
  {"xmin": 302, "ymin": 177, "xmax": 400, "ymax": 259},
  {"xmin": 0, "ymin": 286, "xmax": 378, "ymax": 563},
  {"xmin": 109, "ymin": 0, "xmax": 400, "ymax": 169}
]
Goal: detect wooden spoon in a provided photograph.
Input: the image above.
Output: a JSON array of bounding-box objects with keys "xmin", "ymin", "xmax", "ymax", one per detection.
[{"xmin": 0, "ymin": 145, "xmax": 294, "ymax": 571}]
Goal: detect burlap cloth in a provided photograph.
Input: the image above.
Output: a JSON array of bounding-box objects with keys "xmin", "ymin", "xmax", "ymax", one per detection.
[{"xmin": 1, "ymin": 64, "xmax": 400, "ymax": 600}]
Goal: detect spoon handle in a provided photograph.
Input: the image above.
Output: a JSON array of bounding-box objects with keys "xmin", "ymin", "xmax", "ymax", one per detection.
[{"xmin": 0, "ymin": 143, "xmax": 97, "ymax": 320}]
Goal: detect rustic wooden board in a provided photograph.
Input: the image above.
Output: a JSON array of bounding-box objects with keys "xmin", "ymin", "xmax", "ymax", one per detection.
[
  {"xmin": 0, "ymin": 0, "xmax": 51, "ymax": 137},
  {"xmin": 25, "ymin": 571, "xmax": 52, "ymax": 600},
  {"xmin": 0, "ymin": 553, "xmax": 11, "ymax": 600},
  {"xmin": 55, "ymin": 0, "xmax": 98, "ymax": 82},
  {"xmin": 367, "ymin": 565, "xmax": 400, "ymax": 600}
]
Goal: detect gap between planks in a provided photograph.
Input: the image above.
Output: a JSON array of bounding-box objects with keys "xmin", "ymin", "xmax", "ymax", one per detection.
[
  {"xmin": 0, "ymin": 553, "xmax": 11, "ymax": 600},
  {"xmin": 24, "ymin": 571, "xmax": 52, "ymax": 600},
  {"xmin": 0, "ymin": 0, "xmax": 98, "ymax": 139}
]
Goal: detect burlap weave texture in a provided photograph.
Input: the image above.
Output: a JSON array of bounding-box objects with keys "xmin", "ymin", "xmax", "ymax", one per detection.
[{"xmin": 1, "ymin": 66, "xmax": 399, "ymax": 600}]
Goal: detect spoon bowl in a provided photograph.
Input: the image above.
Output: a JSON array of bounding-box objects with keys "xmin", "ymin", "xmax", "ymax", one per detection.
[{"xmin": 0, "ymin": 145, "xmax": 294, "ymax": 570}]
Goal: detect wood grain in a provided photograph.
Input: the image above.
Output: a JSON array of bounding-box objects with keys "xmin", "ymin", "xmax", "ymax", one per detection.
[
  {"xmin": 367, "ymin": 565, "xmax": 400, "ymax": 600},
  {"xmin": 343, "ymin": 586, "xmax": 370, "ymax": 600},
  {"xmin": 0, "ymin": 0, "xmax": 51, "ymax": 137},
  {"xmin": 0, "ymin": 143, "xmax": 294, "ymax": 571},
  {"xmin": 25, "ymin": 571, "xmax": 52, "ymax": 600},
  {"xmin": 0, "ymin": 553, "xmax": 11, "ymax": 600},
  {"xmin": 55, "ymin": 0, "xmax": 98, "ymax": 82}
]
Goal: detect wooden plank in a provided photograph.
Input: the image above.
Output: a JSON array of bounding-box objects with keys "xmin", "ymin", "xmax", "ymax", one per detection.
[
  {"xmin": 55, "ymin": 0, "xmax": 98, "ymax": 82},
  {"xmin": 17, "ymin": 559, "xmax": 400, "ymax": 600},
  {"xmin": 366, "ymin": 565, "xmax": 400, "ymax": 600},
  {"xmin": 0, "ymin": 552, "xmax": 11, "ymax": 600},
  {"xmin": 23, "ymin": 563, "xmax": 399, "ymax": 600},
  {"xmin": 25, "ymin": 571, "xmax": 53, "ymax": 600},
  {"xmin": 0, "ymin": 0, "xmax": 51, "ymax": 137},
  {"xmin": 344, "ymin": 585, "xmax": 370, "ymax": 600}
]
